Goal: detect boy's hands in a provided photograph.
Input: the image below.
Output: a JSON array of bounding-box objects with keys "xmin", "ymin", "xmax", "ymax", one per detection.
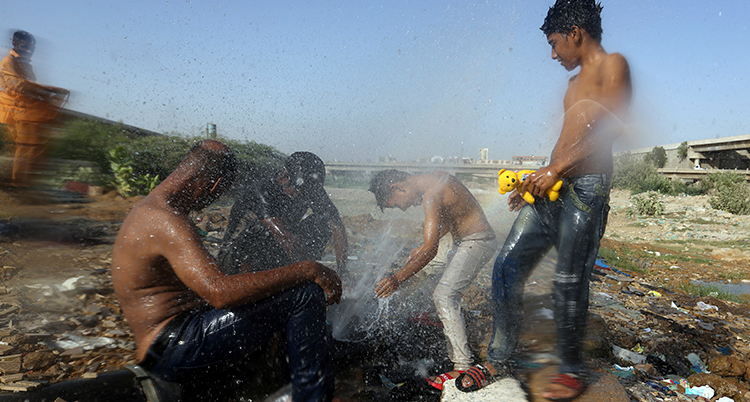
[
  {"xmin": 519, "ymin": 165, "xmax": 561, "ymax": 199},
  {"xmin": 375, "ymin": 275, "xmax": 400, "ymax": 298},
  {"xmin": 507, "ymin": 191, "xmax": 527, "ymax": 212}
]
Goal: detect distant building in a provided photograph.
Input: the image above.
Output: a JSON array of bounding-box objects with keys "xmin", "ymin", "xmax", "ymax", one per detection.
[
  {"xmin": 475, "ymin": 158, "xmax": 512, "ymax": 165},
  {"xmin": 512, "ymin": 155, "xmax": 548, "ymax": 166},
  {"xmin": 479, "ymin": 148, "xmax": 489, "ymax": 161}
]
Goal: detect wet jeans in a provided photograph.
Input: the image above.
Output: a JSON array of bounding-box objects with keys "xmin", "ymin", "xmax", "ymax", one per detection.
[
  {"xmin": 144, "ymin": 282, "xmax": 334, "ymax": 402},
  {"xmin": 487, "ymin": 174, "xmax": 611, "ymax": 375},
  {"xmin": 433, "ymin": 230, "xmax": 498, "ymax": 371}
]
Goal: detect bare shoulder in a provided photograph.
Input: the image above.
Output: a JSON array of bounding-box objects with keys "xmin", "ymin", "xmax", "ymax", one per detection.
[
  {"xmin": 118, "ymin": 197, "xmax": 190, "ymax": 242},
  {"xmin": 600, "ymin": 53, "xmax": 630, "ymax": 76}
]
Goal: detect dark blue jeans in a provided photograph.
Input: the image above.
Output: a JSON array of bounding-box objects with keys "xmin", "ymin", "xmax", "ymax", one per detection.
[
  {"xmin": 488, "ymin": 174, "xmax": 611, "ymax": 375},
  {"xmin": 145, "ymin": 282, "xmax": 334, "ymax": 402}
]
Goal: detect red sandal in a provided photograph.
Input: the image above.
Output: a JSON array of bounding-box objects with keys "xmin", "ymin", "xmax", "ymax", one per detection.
[
  {"xmin": 542, "ymin": 373, "xmax": 587, "ymax": 402},
  {"xmin": 424, "ymin": 370, "xmax": 464, "ymax": 391}
]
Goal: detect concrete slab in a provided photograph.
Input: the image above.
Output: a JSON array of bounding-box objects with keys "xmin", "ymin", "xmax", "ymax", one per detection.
[
  {"xmin": 440, "ymin": 377, "xmax": 528, "ymax": 402},
  {"xmin": 439, "ymin": 365, "xmax": 630, "ymax": 402}
]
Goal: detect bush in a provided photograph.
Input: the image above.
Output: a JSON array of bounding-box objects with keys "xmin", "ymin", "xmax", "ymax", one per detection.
[
  {"xmin": 47, "ymin": 117, "xmax": 287, "ymax": 196},
  {"xmin": 222, "ymin": 137, "xmax": 286, "ymax": 179},
  {"xmin": 50, "ymin": 119, "xmax": 130, "ymax": 174},
  {"xmin": 613, "ymin": 153, "xmax": 669, "ymax": 193},
  {"xmin": 643, "ymin": 146, "xmax": 668, "ymax": 168},
  {"xmin": 669, "ymin": 179, "xmax": 708, "ymax": 196},
  {"xmin": 704, "ymin": 171, "xmax": 750, "ymax": 215},
  {"xmin": 630, "ymin": 191, "xmax": 665, "ymax": 216},
  {"xmin": 613, "ymin": 152, "xmax": 706, "ymax": 196},
  {"xmin": 121, "ymin": 134, "xmax": 194, "ymax": 180},
  {"xmin": 677, "ymin": 141, "xmax": 688, "ymax": 162}
]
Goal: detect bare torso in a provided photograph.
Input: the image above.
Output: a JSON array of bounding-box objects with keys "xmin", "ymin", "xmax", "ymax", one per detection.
[
  {"xmin": 111, "ymin": 197, "xmax": 208, "ymax": 361},
  {"xmin": 417, "ymin": 171, "xmax": 493, "ymax": 240},
  {"xmin": 550, "ymin": 52, "xmax": 632, "ymax": 177}
]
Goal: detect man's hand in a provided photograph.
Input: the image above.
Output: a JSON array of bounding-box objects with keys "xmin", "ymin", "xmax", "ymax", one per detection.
[
  {"xmin": 374, "ymin": 275, "xmax": 400, "ymax": 298},
  {"xmin": 306, "ymin": 261, "xmax": 342, "ymax": 305},
  {"xmin": 519, "ymin": 165, "xmax": 560, "ymax": 198},
  {"xmin": 507, "ymin": 191, "xmax": 527, "ymax": 212}
]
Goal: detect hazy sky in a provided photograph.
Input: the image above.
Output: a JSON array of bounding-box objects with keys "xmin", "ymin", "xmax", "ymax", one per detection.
[{"xmin": 4, "ymin": 0, "xmax": 748, "ymax": 162}]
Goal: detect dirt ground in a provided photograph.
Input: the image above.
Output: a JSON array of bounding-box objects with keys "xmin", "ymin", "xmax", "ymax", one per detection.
[{"xmin": 1, "ymin": 185, "xmax": 749, "ymax": 401}]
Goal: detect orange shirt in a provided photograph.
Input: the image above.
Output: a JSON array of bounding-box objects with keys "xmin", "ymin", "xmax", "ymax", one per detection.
[{"xmin": 0, "ymin": 50, "xmax": 59, "ymax": 123}]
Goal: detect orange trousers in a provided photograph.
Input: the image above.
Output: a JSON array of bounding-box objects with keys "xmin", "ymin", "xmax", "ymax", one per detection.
[{"xmin": 4, "ymin": 117, "xmax": 50, "ymax": 187}]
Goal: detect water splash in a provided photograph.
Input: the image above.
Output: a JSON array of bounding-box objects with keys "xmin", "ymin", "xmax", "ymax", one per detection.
[{"xmin": 327, "ymin": 219, "xmax": 409, "ymax": 341}]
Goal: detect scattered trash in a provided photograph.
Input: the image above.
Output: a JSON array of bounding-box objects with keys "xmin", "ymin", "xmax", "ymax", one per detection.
[
  {"xmin": 685, "ymin": 384, "xmax": 715, "ymax": 399},
  {"xmin": 594, "ymin": 259, "xmax": 611, "ymax": 271},
  {"xmin": 696, "ymin": 301, "xmax": 718, "ymax": 311},
  {"xmin": 611, "ymin": 364, "xmax": 635, "ymax": 378},
  {"xmin": 613, "ymin": 345, "xmax": 646, "ymax": 365},
  {"xmin": 686, "ymin": 353, "xmax": 708, "ymax": 373},
  {"xmin": 671, "ymin": 301, "xmax": 688, "ymax": 313}
]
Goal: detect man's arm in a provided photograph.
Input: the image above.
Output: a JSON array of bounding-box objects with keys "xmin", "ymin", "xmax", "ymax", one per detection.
[
  {"xmin": 262, "ymin": 216, "xmax": 307, "ymax": 261},
  {"xmin": 375, "ymin": 194, "xmax": 442, "ymax": 298},
  {"xmin": 328, "ymin": 220, "xmax": 349, "ymax": 274},
  {"xmin": 162, "ymin": 214, "xmax": 341, "ymax": 307},
  {"xmin": 521, "ymin": 54, "xmax": 631, "ymax": 197},
  {"xmin": 1, "ymin": 61, "xmax": 67, "ymax": 101}
]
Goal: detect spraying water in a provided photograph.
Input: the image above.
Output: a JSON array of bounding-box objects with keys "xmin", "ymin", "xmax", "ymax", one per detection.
[{"xmin": 327, "ymin": 219, "xmax": 410, "ymax": 342}]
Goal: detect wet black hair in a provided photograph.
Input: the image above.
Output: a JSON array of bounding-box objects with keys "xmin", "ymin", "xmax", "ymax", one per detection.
[
  {"xmin": 368, "ymin": 169, "xmax": 410, "ymax": 212},
  {"xmin": 284, "ymin": 151, "xmax": 326, "ymax": 192},
  {"xmin": 12, "ymin": 30, "xmax": 35, "ymax": 45},
  {"xmin": 540, "ymin": 0, "xmax": 603, "ymax": 43}
]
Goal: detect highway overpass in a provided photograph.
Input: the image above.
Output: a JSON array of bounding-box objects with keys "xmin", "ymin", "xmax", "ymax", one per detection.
[
  {"xmin": 325, "ymin": 161, "xmax": 526, "ymax": 179},
  {"xmin": 325, "ymin": 161, "xmax": 750, "ymax": 182}
]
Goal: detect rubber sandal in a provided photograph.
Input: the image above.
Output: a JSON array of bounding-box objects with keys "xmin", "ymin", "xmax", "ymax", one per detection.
[
  {"xmin": 424, "ymin": 370, "xmax": 464, "ymax": 391},
  {"xmin": 542, "ymin": 373, "xmax": 587, "ymax": 402},
  {"xmin": 455, "ymin": 364, "xmax": 494, "ymax": 392}
]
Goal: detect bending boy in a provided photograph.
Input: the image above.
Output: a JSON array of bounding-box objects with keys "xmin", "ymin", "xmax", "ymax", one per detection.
[
  {"xmin": 369, "ymin": 169, "xmax": 497, "ymax": 386},
  {"xmin": 458, "ymin": 0, "xmax": 632, "ymax": 399}
]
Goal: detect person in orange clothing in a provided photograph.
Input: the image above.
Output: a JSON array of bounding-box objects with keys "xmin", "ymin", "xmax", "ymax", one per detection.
[{"xmin": 0, "ymin": 30, "xmax": 68, "ymax": 188}]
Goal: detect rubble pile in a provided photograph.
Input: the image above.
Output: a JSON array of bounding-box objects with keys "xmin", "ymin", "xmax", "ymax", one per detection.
[
  {"xmin": 588, "ymin": 260, "xmax": 750, "ymax": 402},
  {"xmin": 0, "ymin": 189, "xmax": 749, "ymax": 402},
  {"xmin": 0, "ymin": 250, "xmax": 137, "ymax": 393}
]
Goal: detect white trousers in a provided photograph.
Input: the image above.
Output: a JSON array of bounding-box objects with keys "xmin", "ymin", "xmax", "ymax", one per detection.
[{"xmin": 432, "ymin": 230, "xmax": 498, "ymax": 371}]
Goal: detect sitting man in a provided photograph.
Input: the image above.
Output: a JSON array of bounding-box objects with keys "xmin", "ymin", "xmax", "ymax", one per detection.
[
  {"xmin": 111, "ymin": 140, "xmax": 342, "ymax": 402},
  {"xmin": 368, "ymin": 169, "xmax": 497, "ymax": 389},
  {"xmin": 218, "ymin": 151, "xmax": 348, "ymax": 277}
]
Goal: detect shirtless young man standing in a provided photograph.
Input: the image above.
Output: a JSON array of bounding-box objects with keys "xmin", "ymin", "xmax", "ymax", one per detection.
[
  {"xmin": 456, "ymin": 0, "xmax": 632, "ymax": 399},
  {"xmin": 368, "ymin": 170, "xmax": 497, "ymax": 389},
  {"xmin": 111, "ymin": 140, "xmax": 342, "ymax": 402}
]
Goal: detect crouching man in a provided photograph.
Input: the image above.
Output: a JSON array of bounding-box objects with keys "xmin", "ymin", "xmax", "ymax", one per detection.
[{"xmin": 110, "ymin": 140, "xmax": 342, "ymax": 401}]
